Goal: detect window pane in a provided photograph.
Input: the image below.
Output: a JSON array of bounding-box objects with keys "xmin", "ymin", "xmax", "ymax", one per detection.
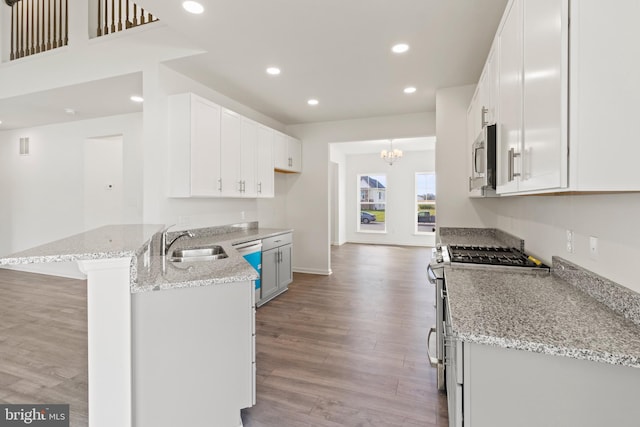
[
  {"xmin": 416, "ymin": 173, "xmax": 436, "ymax": 233},
  {"xmin": 359, "ymin": 174, "xmax": 386, "ymax": 233}
]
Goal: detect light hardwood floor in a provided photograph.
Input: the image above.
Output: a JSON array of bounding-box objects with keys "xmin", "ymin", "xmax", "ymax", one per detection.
[
  {"xmin": 0, "ymin": 269, "xmax": 88, "ymax": 427},
  {"xmin": 0, "ymin": 243, "xmax": 447, "ymax": 427},
  {"xmin": 242, "ymin": 243, "xmax": 448, "ymax": 426}
]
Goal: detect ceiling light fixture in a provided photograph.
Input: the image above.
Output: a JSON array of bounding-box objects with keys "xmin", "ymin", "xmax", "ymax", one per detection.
[
  {"xmin": 266, "ymin": 67, "xmax": 281, "ymax": 76},
  {"xmin": 392, "ymin": 43, "xmax": 410, "ymax": 54},
  {"xmin": 182, "ymin": 1, "xmax": 204, "ymax": 14},
  {"xmin": 404, "ymin": 86, "xmax": 417, "ymax": 94},
  {"xmin": 381, "ymin": 139, "xmax": 403, "ymax": 166},
  {"xmin": 64, "ymin": 108, "xmax": 76, "ymax": 115},
  {"xmin": 307, "ymin": 99, "xmax": 319, "ymax": 106},
  {"xmin": 130, "ymin": 95, "xmax": 144, "ymax": 103}
]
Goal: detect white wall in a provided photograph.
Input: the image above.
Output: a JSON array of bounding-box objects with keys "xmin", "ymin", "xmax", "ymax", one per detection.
[
  {"xmin": 437, "ymin": 84, "xmax": 640, "ymax": 293},
  {"xmin": 329, "ymin": 148, "xmax": 347, "ymax": 245},
  {"xmin": 345, "ymin": 150, "xmax": 436, "ymax": 247},
  {"xmin": 435, "ymin": 85, "xmax": 496, "ymax": 231},
  {"xmin": 0, "ymin": 113, "xmax": 143, "ymax": 277},
  {"xmin": 286, "ymin": 112, "xmax": 436, "ymax": 275}
]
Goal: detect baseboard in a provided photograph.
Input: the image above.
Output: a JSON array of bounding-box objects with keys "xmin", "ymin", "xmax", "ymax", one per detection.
[{"xmin": 293, "ymin": 267, "xmax": 332, "ymax": 275}]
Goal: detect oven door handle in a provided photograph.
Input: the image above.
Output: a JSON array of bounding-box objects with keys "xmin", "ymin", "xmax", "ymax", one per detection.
[{"xmin": 426, "ymin": 327, "xmax": 439, "ymax": 368}]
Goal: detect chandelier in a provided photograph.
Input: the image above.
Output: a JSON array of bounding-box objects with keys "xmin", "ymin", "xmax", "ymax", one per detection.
[{"xmin": 380, "ymin": 140, "xmax": 403, "ymax": 165}]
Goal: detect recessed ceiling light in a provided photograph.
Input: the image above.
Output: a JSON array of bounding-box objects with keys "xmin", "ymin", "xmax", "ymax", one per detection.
[
  {"xmin": 404, "ymin": 86, "xmax": 417, "ymax": 94},
  {"xmin": 266, "ymin": 67, "xmax": 281, "ymax": 76},
  {"xmin": 130, "ymin": 95, "xmax": 144, "ymax": 103},
  {"xmin": 64, "ymin": 108, "xmax": 76, "ymax": 115},
  {"xmin": 182, "ymin": 1, "xmax": 204, "ymax": 14},
  {"xmin": 392, "ymin": 43, "xmax": 410, "ymax": 54},
  {"xmin": 307, "ymin": 99, "xmax": 319, "ymax": 106}
]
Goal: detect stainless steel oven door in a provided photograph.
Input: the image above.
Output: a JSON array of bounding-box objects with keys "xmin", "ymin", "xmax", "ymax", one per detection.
[{"xmin": 427, "ymin": 261, "xmax": 446, "ymax": 391}]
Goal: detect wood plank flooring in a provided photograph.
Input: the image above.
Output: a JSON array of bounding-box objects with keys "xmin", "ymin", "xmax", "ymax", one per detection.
[
  {"xmin": 242, "ymin": 243, "xmax": 448, "ymax": 426},
  {"xmin": 0, "ymin": 243, "xmax": 447, "ymax": 427},
  {"xmin": 0, "ymin": 269, "xmax": 88, "ymax": 427}
]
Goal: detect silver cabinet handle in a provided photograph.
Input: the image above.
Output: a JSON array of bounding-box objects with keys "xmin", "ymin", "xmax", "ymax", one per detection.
[
  {"xmin": 218, "ymin": 178, "xmax": 222, "ymax": 191},
  {"xmin": 481, "ymin": 106, "xmax": 488, "ymax": 128},
  {"xmin": 508, "ymin": 148, "xmax": 521, "ymax": 182},
  {"xmin": 242, "ymin": 181, "xmax": 246, "ymax": 192},
  {"xmin": 426, "ymin": 327, "xmax": 438, "ymax": 368},
  {"xmin": 257, "ymin": 182, "xmax": 262, "ymax": 194}
]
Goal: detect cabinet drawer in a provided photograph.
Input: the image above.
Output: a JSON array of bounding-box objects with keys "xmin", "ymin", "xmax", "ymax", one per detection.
[{"xmin": 262, "ymin": 233, "xmax": 292, "ymax": 251}]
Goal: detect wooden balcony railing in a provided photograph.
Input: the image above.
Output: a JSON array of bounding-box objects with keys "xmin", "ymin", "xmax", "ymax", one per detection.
[
  {"xmin": 97, "ymin": 0, "xmax": 158, "ymax": 37},
  {"xmin": 7, "ymin": 0, "xmax": 68, "ymax": 60},
  {"xmin": 5, "ymin": 0, "xmax": 158, "ymax": 61}
]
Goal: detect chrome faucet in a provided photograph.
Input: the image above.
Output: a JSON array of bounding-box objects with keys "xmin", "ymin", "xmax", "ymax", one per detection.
[{"xmin": 160, "ymin": 225, "xmax": 194, "ymax": 273}]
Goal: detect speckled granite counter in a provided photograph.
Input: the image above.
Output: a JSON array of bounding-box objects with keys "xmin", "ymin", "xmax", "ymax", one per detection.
[
  {"xmin": 134, "ymin": 226, "xmax": 292, "ymax": 293},
  {"xmin": 439, "ymin": 227, "xmax": 525, "ymax": 250},
  {"xmin": 445, "ymin": 265, "xmax": 640, "ymax": 368},
  {"xmin": 0, "ymin": 224, "xmax": 163, "ymax": 265},
  {"xmin": 0, "ymin": 223, "xmax": 293, "ymax": 294}
]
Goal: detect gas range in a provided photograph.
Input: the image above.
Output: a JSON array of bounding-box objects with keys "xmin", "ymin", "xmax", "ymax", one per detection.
[{"xmin": 431, "ymin": 244, "xmax": 550, "ymax": 273}]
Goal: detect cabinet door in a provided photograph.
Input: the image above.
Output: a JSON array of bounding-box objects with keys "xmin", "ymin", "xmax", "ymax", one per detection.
[
  {"xmin": 168, "ymin": 93, "xmax": 221, "ymax": 197},
  {"xmin": 496, "ymin": 0, "xmax": 523, "ymax": 194},
  {"xmin": 256, "ymin": 126, "xmax": 274, "ymax": 198},
  {"xmin": 220, "ymin": 109, "xmax": 242, "ymax": 197},
  {"xmin": 277, "ymin": 244, "xmax": 293, "ymax": 289},
  {"xmin": 287, "ymin": 137, "xmax": 302, "ymax": 173},
  {"xmin": 519, "ymin": 0, "xmax": 568, "ymax": 192},
  {"xmin": 273, "ymin": 132, "xmax": 289, "ymax": 170},
  {"xmin": 487, "ymin": 45, "xmax": 499, "ymax": 125},
  {"xmin": 240, "ymin": 118, "xmax": 258, "ymax": 197},
  {"xmin": 261, "ymin": 248, "xmax": 279, "ymax": 299},
  {"xmin": 190, "ymin": 96, "xmax": 222, "ymax": 197}
]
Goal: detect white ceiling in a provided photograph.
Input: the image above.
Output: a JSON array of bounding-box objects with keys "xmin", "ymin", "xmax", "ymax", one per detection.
[{"xmin": 0, "ymin": 0, "xmax": 508, "ymax": 130}]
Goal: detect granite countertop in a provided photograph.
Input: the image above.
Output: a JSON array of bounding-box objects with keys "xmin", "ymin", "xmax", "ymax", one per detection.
[
  {"xmin": 0, "ymin": 224, "xmax": 163, "ymax": 265},
  {"xmin": 133, "ymin": 227, "xmax": 293, "ymax": 293},
  {"xmin": 445, "ymin": 267, "xmax": 640, "ymax": 368},
  {"xmin": 0, "ymin": 223, "xmax": 293, "ymax": 294}
]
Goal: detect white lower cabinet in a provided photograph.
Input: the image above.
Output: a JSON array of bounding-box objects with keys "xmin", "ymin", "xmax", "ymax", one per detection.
[
  {"xmin": 458, "ymin": 342, "xmax": 640, "ymax": 427},
  {"xmin": 259, "ymin": 233, "xmax": 293, "ymax": 306},
  {"xmin": 132, "ymin": 281, "xmax": 254, "ymax": 427}
]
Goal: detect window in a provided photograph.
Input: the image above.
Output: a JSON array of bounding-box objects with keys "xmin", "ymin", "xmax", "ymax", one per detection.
[
  {"xmin": 358, "ymin": 174, "xmax": 386, "ymax": 233},
  {"xmin": 416, "ymin": 172, "xmax": 436, "ymax": 233}
]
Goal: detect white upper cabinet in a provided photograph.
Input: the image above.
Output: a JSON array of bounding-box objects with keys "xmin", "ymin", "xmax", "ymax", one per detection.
[
  {"xmin": 274, "ymin": 132, "xmax": 302, "ymax": 173},
  {"xmin": 490, "ymin": 0, "xmax": 639, "ymax": 195},
  {"xmin": 496, "ymin": 0, "xmax": 524, "ymax": 194},
  {"xmin": 168, "ymin": 93, "xmax": 222, "ymax": 197},
  {"xmin": 519, "ymin": 0, "xmax": 568, "ymax": 193},
  {"xmin": 240, "ymin": 118, "xmax": 258, "ymax": 197},
  {"xmin": 568, "ymin": 0, "xmax": 640, "ymax": 191},
  {"xmin": 168, "ymin": 93, "xmax": 301, "ymax": 198},
  {"xmin": 220, "ymin": 109, "xmax": 242, "ymax": 197},
  {"xmin": 256, "ymin": 126, "xmax": 274, "ymax": 198}
]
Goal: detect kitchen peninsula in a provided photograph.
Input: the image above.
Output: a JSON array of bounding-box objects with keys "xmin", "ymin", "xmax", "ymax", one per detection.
[{"xmin": 0, "ymin": 222, "xmax": 291, "ymax": 427}]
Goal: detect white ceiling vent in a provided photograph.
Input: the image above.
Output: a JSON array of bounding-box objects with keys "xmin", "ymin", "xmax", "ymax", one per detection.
[{"xmin": 19, "ymin": 137, "xmax": 29, "ymax": 155}]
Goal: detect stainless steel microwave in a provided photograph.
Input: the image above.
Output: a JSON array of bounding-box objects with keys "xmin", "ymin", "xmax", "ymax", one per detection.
[{"xmin": 469, "ymin": 124, "xmax": 497, "ymax": 196}]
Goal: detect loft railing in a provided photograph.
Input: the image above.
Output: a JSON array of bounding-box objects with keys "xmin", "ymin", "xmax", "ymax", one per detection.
[
  {"xmin": 6, "ymin": 0, "xmax": 68, "ymax": 60},
  {"xmin": 4, "ymin": 0, "xmax": 158, "ymax": 61},
  {"xmin": 97, "ymin": 0, "xmax": 158, "ymax": 37}
]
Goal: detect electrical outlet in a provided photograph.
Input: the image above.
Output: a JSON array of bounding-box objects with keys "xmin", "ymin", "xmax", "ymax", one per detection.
[
  {"xmin": 566, "ymin": 230, "xmax": 574, "ymax": 253},
  {"xmin": 589, "ymin": 236, "xmax": 598, "ymax": 258}
]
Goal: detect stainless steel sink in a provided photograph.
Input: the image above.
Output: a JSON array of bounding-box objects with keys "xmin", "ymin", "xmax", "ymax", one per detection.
[{"xmin": 169, "ymin": 245, "xmax": 228, "ymax": 262}]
